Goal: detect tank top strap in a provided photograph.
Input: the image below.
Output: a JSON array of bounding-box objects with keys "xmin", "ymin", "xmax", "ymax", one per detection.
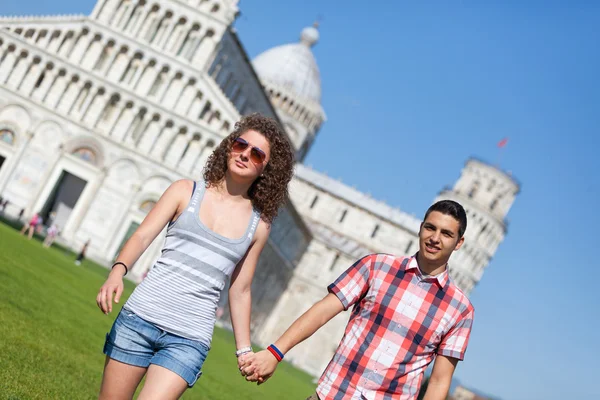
[
  {"xmin": 186, "ymin": 180, "xmax": 204, "ymax": 214},
  {"xmin": 244, "ymin": 208, "xmax": 262, "ymax": 242}
]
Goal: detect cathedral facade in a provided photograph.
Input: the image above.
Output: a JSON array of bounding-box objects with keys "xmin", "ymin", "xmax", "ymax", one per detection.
[{"xmin": 0, "ymin": 0, "xmax": 519, "ymax": 376}]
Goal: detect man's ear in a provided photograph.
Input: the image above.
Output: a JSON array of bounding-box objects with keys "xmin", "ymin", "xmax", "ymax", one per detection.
[{"xmin": 454, "ymin": 236, "xmax": 465, "ymax": 251}]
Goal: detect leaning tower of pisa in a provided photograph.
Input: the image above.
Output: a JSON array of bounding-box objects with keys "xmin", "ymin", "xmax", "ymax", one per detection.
[{"xmin": 435, "ymin": 158, "xmax": 520, "ymax": 294}]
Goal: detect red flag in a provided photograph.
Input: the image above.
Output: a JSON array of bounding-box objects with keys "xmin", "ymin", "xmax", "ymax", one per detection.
[{"xmin": 497, "ymin": 137, "xmax": 508, "ymax": 148}]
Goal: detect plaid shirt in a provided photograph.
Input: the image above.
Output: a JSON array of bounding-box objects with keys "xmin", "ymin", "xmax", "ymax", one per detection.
[{"xmin": 317, "ymin": 253, "xmax": 474, "ymax": 400}]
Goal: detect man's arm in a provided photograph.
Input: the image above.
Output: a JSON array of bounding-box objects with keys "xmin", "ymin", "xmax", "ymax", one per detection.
[
  {"xmin": 422, "ymin": 355, "xmax": 458, "ymax": 400},
  {"xmin": 241, "ymin": 254, "xmax": 375, "ymax": 383},
  {"xmin": 240, "ymin": 293, "xmax": 344, "ymax": 381},
  {"xmin": 274, "ymin": 293, "xmax": 344, "ymax": 354}
]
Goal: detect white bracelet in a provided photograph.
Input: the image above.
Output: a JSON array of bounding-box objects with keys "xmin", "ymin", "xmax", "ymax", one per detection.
[{"xmin": 235, "ymin": 346, "xmax": 253, "ymax": 357}]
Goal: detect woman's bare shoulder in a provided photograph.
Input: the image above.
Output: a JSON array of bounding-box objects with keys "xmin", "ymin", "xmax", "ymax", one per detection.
[{"xmin": 164, "ymin": 179, "xmax": 195, "ymax": 205}]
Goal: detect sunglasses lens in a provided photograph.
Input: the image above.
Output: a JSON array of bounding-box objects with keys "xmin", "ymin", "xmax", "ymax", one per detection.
[
  {"xmin": 250, "ymin": 148, "xmax": 266, "ymax": 164},
  {"xmin": 232, "ymin": 138, "xmax": 266, "ymax": 164},
  {"xmin": 232, "ymin": 138, "xmax": 248, "ymax": 152}
]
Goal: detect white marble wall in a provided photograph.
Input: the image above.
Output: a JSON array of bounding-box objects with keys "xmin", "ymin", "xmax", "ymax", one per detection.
[
  {"xmin": 254, "ymin": 237, "xmax": 357, "ymax": 377},
  {"xmin": 207, "ymin": 29, "xmax": 279, "ymax": 120},
  {"xmin": 289, "ymin": 177, "xmax": 419, "ymax": 257}
]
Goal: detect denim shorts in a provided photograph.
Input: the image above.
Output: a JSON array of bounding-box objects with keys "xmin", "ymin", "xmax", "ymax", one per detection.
[{"xmin": 103, "ymin": 308, "xmax": 210, "ymax": 387}]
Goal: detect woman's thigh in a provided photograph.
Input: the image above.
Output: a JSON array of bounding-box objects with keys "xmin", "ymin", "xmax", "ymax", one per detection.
[
  {"xmin": 99, "ymin": 357, "xmax": 147, "ymax": 400},
  {"xmin": 101, "ymin": 309, "xmax": 160, "ymax": 399},
  {"xmin": 137, "ymin": 364, "xmax": 188, "ymax": 400}
]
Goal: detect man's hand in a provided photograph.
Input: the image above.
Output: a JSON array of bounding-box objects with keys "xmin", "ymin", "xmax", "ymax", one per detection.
[
  {"xmin": 236, "ymin": 293, "xmax": 344, "ymax": 385},
  {"xmin": 240, "ymin": 350, "xmax": 279, "ymax": 384}
]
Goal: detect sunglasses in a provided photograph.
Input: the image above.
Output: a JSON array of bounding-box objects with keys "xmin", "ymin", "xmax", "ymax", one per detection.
[{"xmin": 231, "ymin": 137, "xmax": 267, "ymax": 165}]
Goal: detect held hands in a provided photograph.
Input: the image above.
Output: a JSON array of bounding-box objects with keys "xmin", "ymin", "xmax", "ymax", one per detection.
[
  {"xmin": 96, "ymin": 267, "xmax": 125, "ymax": 314},
  {"xmin": 239, "ymin": 349, "xmax": 279, "ymax": 385},
  {"xmin": 237, "ymin": 351, "xmax": 253, "ymax": 371}
]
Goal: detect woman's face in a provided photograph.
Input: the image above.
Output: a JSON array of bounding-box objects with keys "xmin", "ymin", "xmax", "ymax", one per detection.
[{"xmin": 228, "ymin": 130, "xmax": 271, "ymax": 181}]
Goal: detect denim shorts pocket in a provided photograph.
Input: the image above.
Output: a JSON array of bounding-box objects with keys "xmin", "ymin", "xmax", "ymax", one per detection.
[
  {"xmin": 116, "ymin": 308, "xmax": 142, "ymax": 329},
  {"xmin": 121, "ymin": 309, "xmax": 137, "ymax": 319}
]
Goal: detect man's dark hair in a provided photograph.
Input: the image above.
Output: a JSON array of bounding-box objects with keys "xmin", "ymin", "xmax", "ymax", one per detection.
[{"xmin": 423, "ymin": 200, "xmax": 468, "ymax": 238}]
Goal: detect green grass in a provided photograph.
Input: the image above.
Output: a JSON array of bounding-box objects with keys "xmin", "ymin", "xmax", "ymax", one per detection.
[{"xmin": 0, "ymin": 223, "xmax": 316, "ymax": 399}]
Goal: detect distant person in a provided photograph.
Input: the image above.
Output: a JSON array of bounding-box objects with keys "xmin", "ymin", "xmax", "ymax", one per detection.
[
  {"xmin": 43, "ymin": 224, "xmax": 59, "ymax": 248},
  {"xmin": 1, "ymin": 199, "xmax": 9, "ymax": 214},
  {"xmin": 47, "ymin": 211, "xmax": 57, "ymax": 226},
  {"xmin": 20, "ymin": 212, "xmax": 43, "ymax": 240},
  {"xmin": 18, "ymin": 208, "xmax": 25, "ymax": 221},
  {"xmin": 75, "ymin": 239, "xmax": 90, "ymax": 265}
]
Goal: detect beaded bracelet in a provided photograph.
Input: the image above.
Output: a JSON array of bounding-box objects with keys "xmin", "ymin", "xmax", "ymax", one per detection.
[{"xmin": 235, "ymin": 346, "xmax": 253, "ymax": 357}]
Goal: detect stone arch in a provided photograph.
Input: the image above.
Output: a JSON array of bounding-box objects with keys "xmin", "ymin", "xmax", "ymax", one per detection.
[
  {"xmin": 177, "ymin": 23, "xmax": 200, "ymax": 57},
  {"xmin": 93, "ymin": 40, "xmax": 116, "ymax": 71},
  {"xmin": 63, "ymin": 135, "xmax": 106, "ymax": 167},
  {"xmin": 0, "ymin": 104, "xmax": 32, "ymax": 134},
  {"xmin": 28, "ymin": 119, "xmax": 64, "ymax": 152},
  {"xmin": 149, "ymin": 10, "xmax": 174, "ymax": 44},
  {"xmin": 106, "ymin": 157, "xmax": 142, "ymax": 190},
  {"xmin": 136, "ymin": 174, "xmax": 172, "ymax": 205}
]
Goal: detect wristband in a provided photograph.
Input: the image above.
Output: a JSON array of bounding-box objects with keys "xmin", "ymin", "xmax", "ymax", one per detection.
[
  {"xmin": 235, "ymin": 346, "xmax": 252, "ymax": 357},
  {"xmin": 267, "ymin": 344, "xmax": 284, "ymax": 362},
  {"xmin": 111, "ymin": 262, "xmax": 128, "ymax": 276}
]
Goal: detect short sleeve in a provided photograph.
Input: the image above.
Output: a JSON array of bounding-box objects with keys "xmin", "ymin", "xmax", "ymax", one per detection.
[
  {"xmin": 327, "ymin": 254, "xmax": 374, "ymax": 310},
  {"xmin": 437, "ymin": 306, "xmax": 475, "ymax": 360}
]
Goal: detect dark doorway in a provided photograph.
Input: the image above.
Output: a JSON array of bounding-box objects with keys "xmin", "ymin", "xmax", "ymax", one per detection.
[{"xmin": 41, "ymin": 170, "xmax": 87, "ymax": 229}]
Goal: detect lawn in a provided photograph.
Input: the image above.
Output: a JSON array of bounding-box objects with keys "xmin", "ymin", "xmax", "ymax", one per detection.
[{"xmin": 0, "ymin": 222, "xmax": 316, "ymax": 399}]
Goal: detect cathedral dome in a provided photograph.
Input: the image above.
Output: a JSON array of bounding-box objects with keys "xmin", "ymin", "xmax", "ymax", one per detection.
[{"xmin": 252, "ymin": 24, "xmax": 322, "ymax": 105}]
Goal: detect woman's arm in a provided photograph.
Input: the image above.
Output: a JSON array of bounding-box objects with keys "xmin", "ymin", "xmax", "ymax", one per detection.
[
  {"xmin": 96, "ymin": 179, "xmax": 192, "ymax": 314},
  {"xmin": 228, "ymin": 220, "xmax": 270, "ymax": 356}
]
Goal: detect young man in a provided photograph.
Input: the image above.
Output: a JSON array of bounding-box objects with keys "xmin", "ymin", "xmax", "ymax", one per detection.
[{"xmin": 241, "ymin": 200, "xmax": 474, "ymax": 400}]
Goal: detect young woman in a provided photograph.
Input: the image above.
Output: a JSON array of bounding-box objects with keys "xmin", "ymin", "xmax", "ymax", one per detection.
[{"xmin": 96, "ymin": 113, "xmax": 295, "ymax": 400}]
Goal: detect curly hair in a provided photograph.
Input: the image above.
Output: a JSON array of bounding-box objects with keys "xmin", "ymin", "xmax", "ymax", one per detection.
[{"xmin": 203, "ymin": 113, "xmax": 295, "ymax": 224}]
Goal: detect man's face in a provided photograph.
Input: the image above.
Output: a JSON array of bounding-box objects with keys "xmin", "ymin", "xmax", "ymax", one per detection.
[{"xmin": 419, "ymin": 211, "xmax": 464, "ymax": 265}]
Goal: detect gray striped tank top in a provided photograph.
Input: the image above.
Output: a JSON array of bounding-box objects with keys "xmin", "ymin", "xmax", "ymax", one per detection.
[{"xmin": 124, "ymin": 181, "xmax": 261, "ymax": 347}]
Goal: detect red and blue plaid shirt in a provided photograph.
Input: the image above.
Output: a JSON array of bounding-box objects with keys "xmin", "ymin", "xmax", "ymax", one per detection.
[{"xmin": 317, "ymin": 253, "xmax": 474, "ymax": 400}]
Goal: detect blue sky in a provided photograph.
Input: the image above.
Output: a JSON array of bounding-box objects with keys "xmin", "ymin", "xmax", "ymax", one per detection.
[{"xmin": 2, "ymin": 1, "xmax": 599, "ymax": 399}]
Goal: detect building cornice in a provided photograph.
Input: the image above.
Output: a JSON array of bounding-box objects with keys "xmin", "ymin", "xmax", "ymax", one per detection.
[{"xmin": 295, "ymin": 163, "xmax": 421, "ymax": 235}]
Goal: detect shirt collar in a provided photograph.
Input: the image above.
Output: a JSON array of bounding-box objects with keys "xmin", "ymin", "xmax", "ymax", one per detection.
[{"xmin": 405, "ymin": 253, "xmax": 449, "ymax": 289}]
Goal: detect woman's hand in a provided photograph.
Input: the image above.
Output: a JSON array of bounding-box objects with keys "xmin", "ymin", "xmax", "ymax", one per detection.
[
  {"xmin": 240, "ymin": 350, "xmax": 278, "ymax": 384},
  {"xmin": 237, "ymin": 351, "xmax": 254, "ymax": 370},
  {"xmin": 96, "ymin": 269, "xmax": 125, "ymax": 314}
]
